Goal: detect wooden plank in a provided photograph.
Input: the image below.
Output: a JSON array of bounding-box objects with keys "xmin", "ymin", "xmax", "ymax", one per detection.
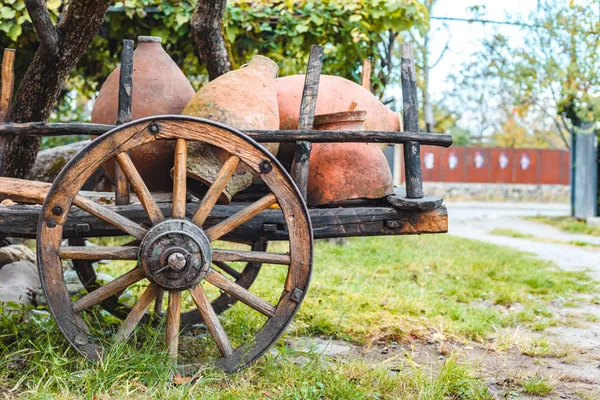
[
  {"xmin": 401, "ymin": 43, "xmax": 424, "ymax": 199},
  {"xmin": 189, "ymin": 284, "xmax": 234, "ymax": 357},
  {"xmin": 114, "ymin": 39, "xmax": 134, "ymax": 206},
  {"xmin": 290, "ymin": 45, "xmax": 323, "ymax": 199},
  {"xmin": 0, "ymin": 122, "xmax": 453, "ymax": 147},
  {"xmin": 172, "ymin": 139, "xmax": 187, "ymax": 218},
  {"xmin": 0, "ymin": 177, "xmax": 51, "ymax": 204},
  {"xmin": 0, "ymin": 49, "xmax": 16, "ymax": 122},
  {"xmin": 73, "ymin": 267, "xmax": 145, "ymax": 312},
  {"xmin": 212, "ymin": 249, "xmax": 290, "ymax": 265},
  {"xmin": 0, "ymin": 201, "xmax": 448, "ymax": 240},
  {"xmin": 0, "ymin": 122, "xmax": 114, "ymax": 136},
  {"xmin": 205, "ymin": 270, "xmax": 276, "ymax": 317},
  {"xmin": 166, "ymin": 291, "xmax": 181, "ymax": 358}
]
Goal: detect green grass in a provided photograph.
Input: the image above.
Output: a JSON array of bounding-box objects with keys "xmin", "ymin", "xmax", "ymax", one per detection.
[
  {"xmin": 1, "ymin": 235, "xmax": 596, "ymax": 398},
  {"xmin": 526, "ymin": 216, "xmax": 600, "ymax": 236},
  {"xmin": 489, "ymin": 229, "xmax": 534, "ymax": 239},
  {"xmin": 518, "ymin": 337, "xmax": 566, "ymax": 358},
  {"xmin": 521, "ymin": 374, "xmax": 555, "ymax": 396},
  {"xmin": 490, "ymin": 227, "xmax": 600, "ymax": 248}
]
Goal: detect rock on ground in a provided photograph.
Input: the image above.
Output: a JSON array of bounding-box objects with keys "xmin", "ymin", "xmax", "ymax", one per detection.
[{"xmin": 0, "ymin": 261, "xmax": 39, "ymax": 309}]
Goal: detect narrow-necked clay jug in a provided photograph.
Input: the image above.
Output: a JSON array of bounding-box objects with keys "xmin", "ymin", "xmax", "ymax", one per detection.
[
  {"xmin": 91, "ymin": 36, "xmax": 195, "ymax": 191},
  {"xmin": 307, "ymin": 110, "xmax": 393, "ymax": 206},
  {"xmin": 182, "ymin": 55, "xmax": 280, "ymax": 204},
  {"xmin": 275, "ymin": 75, "xmax": 401, "ymax": 166}
]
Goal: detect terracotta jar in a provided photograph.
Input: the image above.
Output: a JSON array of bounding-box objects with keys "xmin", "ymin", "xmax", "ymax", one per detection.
[
  {"xmin": 307, "ymin": 110, "xmax": 393, "ymax": 206},
  {"xmin": 182, "ymin": 55, "xmax": 280, "ymax": 204},
  {"xmin": 275, "ymin": 75, "xmax": 401, "ymax": 166},
  {"xmin": 91, "ymin": 36, "xmax": 195, "ymax": 191}
]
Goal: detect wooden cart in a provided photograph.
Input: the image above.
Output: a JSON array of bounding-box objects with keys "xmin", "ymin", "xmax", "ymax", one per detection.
[{"xmin": 0, "ymin": 44, "xmax": 451, "ymax": 373}]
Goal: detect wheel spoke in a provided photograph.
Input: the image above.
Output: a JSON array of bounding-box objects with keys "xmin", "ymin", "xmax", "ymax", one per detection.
[
  {"xmin": 172, "ymin": 138, "xmax": 187, "ymax": 219},
  {"xmin": 205, "ymin": 193, "xmax": 277, "ymax": 242},
  {"xmin": 73, "ymin": 267, "xmax": 145, "ymax": 312},
  {"xmin": 116, "ymin": 152, "xmax": 165, "ymax": 225},
  {"xmin": 213, "ymin": 249, "xmax": 290, "ymax": 265},
  {"xmin": 212, "ymin": 261, "xmax": 241, "ymax": 280},
  {"xmin": 166, "ymin": 291, "xmax": 181, "ymax": 358},
  {"xmin": 74, "ymin": 195, "xmax": 147, "ymax": 239},
  {"xmin": 154, "ymin": 289, "xmax": 165, "ymax": 315},
  {"xmin": 115, "ymin": 284, "xmax": 159, "ymax": 343},
  {"xmin": 191, "ymin": 155, "xmax": 240, "ymax": 227},
  {"xmin": 189, "ymin": 284, "xmax": 233, "ymax": 357},
  {"xmin": 114, "ymin": 163, "xmax": 130, "ymax": 205},
  {"xmin": 59, "ymin": 246, "xmax": 138, "ymax": 261},
  {"xmin": 205, "ymin": 270, "xmax": 275, "ymax": 317}
]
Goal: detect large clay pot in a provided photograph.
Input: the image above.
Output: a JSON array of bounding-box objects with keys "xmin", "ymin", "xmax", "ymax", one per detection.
[
  {"xmin": 91, "ymin": 36, "xmax": 195, "ymax": 191},
  {"xmin": 182, "ymin": 55, "xmax": 280, "ymax": 204},
  {"xmin": 276, "ymin": 74, "xmax": 401, "ymax": 166},
  {"xmin": 307, "ymin": 110, "xmax": 393, "ymax": 206}
]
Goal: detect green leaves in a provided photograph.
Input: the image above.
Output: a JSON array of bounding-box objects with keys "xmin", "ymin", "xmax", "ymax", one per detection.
[
  {"xmin": 295, "ymin": 24, "xmax": 309, "ymax": 33},
  {"xmin": 7, "ymin": 22, "xmax": 20, "ymax": 40},
  {"xmin": 0, "ymin": 7, "xmax": 16, "ymax": 19}
]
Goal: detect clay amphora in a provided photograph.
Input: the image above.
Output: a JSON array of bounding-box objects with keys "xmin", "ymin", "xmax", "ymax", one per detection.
[
  {"xmin": 182, "ymin": 55, "xmax": 280, "ymax": 204},
  {"xmin": 91, "ymin": 36, "xmax": 195, "ymax": 191},
  {"xmin": 275, "ymin": 74, "xmax": 401, "ymax": 166},
  {"xmin": 307, "ymin": 110, "xmax": 393, "ymax": 206}
]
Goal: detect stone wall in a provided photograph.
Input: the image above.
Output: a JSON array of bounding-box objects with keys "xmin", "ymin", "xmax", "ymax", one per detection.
[{"xmin": 423, "ymin": 182, "xmax": 570, "ymax": 203}]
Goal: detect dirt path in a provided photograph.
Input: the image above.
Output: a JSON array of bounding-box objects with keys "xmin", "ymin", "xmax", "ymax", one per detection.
[
  {"xmin": 446, "ymin": 201, "xmax": 600, "ymax": 398},
  {"xmin": 446, "ymin": 201, "xmax": 600, "ymax": 278}
]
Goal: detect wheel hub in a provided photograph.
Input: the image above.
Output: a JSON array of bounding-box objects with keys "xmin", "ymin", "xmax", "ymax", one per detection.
[{"xmin": 139, "ymin": 219, "xmax": 212, "ymax": 291}]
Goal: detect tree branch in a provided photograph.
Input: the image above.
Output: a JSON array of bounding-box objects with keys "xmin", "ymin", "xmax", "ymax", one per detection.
[
  {"xmin": 25, "ymin": 0, "xmax": 59, "ymax": 57},
  {"xmin": 2, "ymin": 0, "xmax": 112, "ymax": 178},
  {"xmin": 429, "ymin": 33, "xmax": 450, "ymax": 69},
  {"xmin": 527, "ymin": 97, "xmax": 570, "ymax": 148}
]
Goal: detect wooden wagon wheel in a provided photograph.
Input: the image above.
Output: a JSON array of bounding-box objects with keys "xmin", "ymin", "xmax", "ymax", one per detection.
[
  {"xmin": 39, "ymin": 116, "xmax": 312, "ymax": 372},
  {"xmin": 69, "ymin": 238, "xmax": 268, "ymax": 323}
]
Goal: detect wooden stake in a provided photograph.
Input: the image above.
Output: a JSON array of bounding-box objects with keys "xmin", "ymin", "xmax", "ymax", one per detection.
[
  {"xmin": 290, "ymin": 45, "xmax": 323, "ymax": 200},
  {"xmin": 115, "ymin": 40, "xmax": 134, "ymax": 206},
  {"xmin": 0, "ymin": 49, "xmax": 16, "ymax": 122},
  {"xmin": 360, "ymin": 59, "xmax": 371, "ymax": 91},
  {"xmin": 401, "ymin": 44, "xmax": 424, "ymax": 199}
]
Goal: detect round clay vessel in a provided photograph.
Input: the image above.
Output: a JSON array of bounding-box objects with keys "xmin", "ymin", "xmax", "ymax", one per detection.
[
  {"xmin": 91, "ymin": 36, "xmax": 195, "ymax": 191},
  {"xmin": 275, "ymin": 74, "xmax": 401, "ymax": 166},
  {"xmin": 182, "ymin": 55, "xmax": 280, "ymax": 204},
  {"xmin": 307, "ymin": 110, "xmax": 393, "ymax": 206}
]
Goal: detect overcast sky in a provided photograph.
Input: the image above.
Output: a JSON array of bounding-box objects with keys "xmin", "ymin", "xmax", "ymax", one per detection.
[{"xmin": 426, "ymin": 0, "xmax": 538, "ymax": 99}]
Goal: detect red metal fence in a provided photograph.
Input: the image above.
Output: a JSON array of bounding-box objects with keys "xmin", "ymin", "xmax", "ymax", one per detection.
[{"xmin": 399, "ymin": 146, "xmax": 570, "ymax": 185}]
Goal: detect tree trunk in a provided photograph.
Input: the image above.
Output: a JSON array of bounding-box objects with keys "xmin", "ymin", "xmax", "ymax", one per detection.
[
  {"xmin": 0, "ymin": 0, "xmax": 112, "ymax": 178},
  {"xmin": 191, "ymin": 0, "xmax": 232, "ymax": 81}
]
